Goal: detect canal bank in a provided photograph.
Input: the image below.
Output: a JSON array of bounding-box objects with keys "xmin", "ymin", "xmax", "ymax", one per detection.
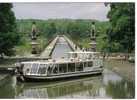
[{"xmin": 104, "ymin": 59, "xmax": 135, "ymax": 82}]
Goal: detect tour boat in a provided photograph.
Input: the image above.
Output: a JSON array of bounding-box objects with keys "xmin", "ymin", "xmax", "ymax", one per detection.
[{"xmin": 15, "ymin": 51, "xmax": 103, "ymax": 82}]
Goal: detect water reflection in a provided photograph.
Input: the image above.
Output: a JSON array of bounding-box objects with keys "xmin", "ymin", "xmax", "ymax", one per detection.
[
  {"xmin": 106, "ymin": 79, "xmax": 134, "ymax": 98},
  {"xmin": 0, "ymin": 70, "xmax": 134, "ymax": 99},
  {"xmin": 16, "ymin": 76, "xmax": 103, "ymax": 98},
  {"xmin": 0, "ymin": 76, "xmax": 16, "ymax": 98}
]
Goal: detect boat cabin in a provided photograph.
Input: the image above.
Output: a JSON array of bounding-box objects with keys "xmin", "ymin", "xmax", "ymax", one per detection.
[{"xmin": 18, "ymin": 51, "xmax": 103, "ymax": 78}]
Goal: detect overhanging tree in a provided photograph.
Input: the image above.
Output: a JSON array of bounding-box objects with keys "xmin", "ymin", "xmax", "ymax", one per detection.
[
  {"xmin": 0, "ymin": 3, "xmax": 20, "ymax": 57},
  {"xmin": 107, "ymin": 3, "xmax": 135, "ymax": 53}
]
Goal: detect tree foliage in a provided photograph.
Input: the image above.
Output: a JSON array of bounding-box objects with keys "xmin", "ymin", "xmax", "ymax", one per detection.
[
  {"xmin": 107, "ymin": 3, "xmax": 135, "ymax": 53},
  {"xmin": 16, "ymin": 19, "xmax": 109, "ymax": 49},
  {"xmin": 0, "ymin": 3, "xmax": 20, "ymax": 56},
  {"xmin": 45, "ymin": 22, "xmax": 57, "ymax": 38}
]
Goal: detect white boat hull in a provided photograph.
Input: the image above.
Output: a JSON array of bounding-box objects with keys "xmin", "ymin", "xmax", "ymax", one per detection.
[{"xmin": 17, "ymin": 68, "xmax": 103, "ymax": 82}]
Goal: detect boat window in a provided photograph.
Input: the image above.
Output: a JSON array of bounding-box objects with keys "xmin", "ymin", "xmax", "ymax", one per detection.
[
  {"xmin": 37, "ymin": 64, "xmax": 47, "ymax": 74},
  {"xmin": 59, "ymin": 63, "xmax": 67, "ymax": 73},
  {"xmin": 68, "ymin": 63, "xmax": 75, "ymax": 72},
  {"xmin": 76, "ymin": 62, "xmax": 83, "ymax": 71},
  {"xmin": 47, "ymin": 64, "xmax": 53, "ymax": 75},
  {"xmin": 83, "ymin": 62, "xmax": 87, "ymax": 67},
  {"xmin": 87, "ymin": 61, "xmax": 93, "ymax": 67},
  {"xmin": 30, "ymin": 63, "xmax": 39, "ymax": 74},
  {"xmin": 52, "ymin": 64, "xmax": 58, "ymax": 74}
]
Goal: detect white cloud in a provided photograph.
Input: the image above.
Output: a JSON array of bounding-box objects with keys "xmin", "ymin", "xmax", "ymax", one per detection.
[{"xmin": 12, "ymin": 2, "xmax": 110, "ymax": 21}]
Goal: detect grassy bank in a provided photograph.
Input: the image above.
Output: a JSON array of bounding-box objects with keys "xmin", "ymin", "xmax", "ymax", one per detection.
[
  {"xmin": 104, "ymin": 59, "xmax": 135, "ymax": 82},
  {"xmin": 14, "ymin": 35, "xmax": 48, "ymax": 56}
]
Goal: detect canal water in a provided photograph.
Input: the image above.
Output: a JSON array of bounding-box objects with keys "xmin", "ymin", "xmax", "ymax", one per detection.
[
  {"xmin": 51, "ymin": 37, "xmax": 73, "ymax": 59},
  {"xmin": 0, "ymin": 37, "xmax": 135, "ymax": 98}
]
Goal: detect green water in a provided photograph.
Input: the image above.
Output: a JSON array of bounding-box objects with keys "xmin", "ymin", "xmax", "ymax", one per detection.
[{"xmin": 0, "ymin": 69, "xmax": 135, "ymax": 98}]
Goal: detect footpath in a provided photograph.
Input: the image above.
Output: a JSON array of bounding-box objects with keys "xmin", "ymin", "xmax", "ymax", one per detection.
[{"xmin": 40, "ymin": 36, "xmax": 59, "ymax": 58}]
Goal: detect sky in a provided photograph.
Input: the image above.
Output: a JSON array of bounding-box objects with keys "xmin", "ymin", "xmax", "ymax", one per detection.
[{"xmin": 12, "ymin": 3, "xmax": 110, "ymax": 21}]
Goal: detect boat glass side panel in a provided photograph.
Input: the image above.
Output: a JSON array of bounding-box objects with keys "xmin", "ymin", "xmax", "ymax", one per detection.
[
  {"xmin": 52, "ymin": 64, "xmax": 58, "ymax": 74},
  {"xmin": 30, "ymin": 63, "xmax": 39, "ymax": 74},
  {"xmin": 83, "ymin": 62, "xmax": 87, "ymax": 67},
  {"xmin": 87, "ymin": 61, "xmax": 93, "ymax": 67},
  {"xmin": 47, "ymin": 64, "xmax": 55, "ymax": 75},
  {"xmin": 59, "ymin": 63, "xmax": 67, "ymax": 73},
  {"xmin": 37, "ymin": 64, "xmax": 47, "ymax": 75},
  {"xmin": 83, "ymin": 61, "xmax": 93, "ymax": 71},
  {"xmin": 75, "ymin": 62, "xmax": 83, "ymax": 71},
  {"xmin": 68, "ymin": 63, "xmax": 75, "ymax": 72}
]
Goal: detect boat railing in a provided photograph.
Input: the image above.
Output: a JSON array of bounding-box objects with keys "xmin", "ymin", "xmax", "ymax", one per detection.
[{"xmin": 67, "ymin": 51, "xmax": 101, "ymax": 60}]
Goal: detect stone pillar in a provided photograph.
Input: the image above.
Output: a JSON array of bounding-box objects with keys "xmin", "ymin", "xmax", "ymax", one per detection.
[
  {"xmin": 89, "ymin": 22, "xmax": 97, "ymax": 52},
  {"xmin": 31, "ymin": 41, "xmax": 40, "ymax": 54},
  {"xmin": 30, "ymin": 21, "xmax": 40, "ymax": 54}
]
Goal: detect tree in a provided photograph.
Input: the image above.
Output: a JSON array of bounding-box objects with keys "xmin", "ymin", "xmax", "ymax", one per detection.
[
  {"xmin": 0, "ymin": 3, "xmax": 20, "ymax": 57},
  {"xmin": 16, "ymin": 19, "xmax": 109, "ymax": 50},
  {"xmin": 45, "ymin": 22, "xmax": 56, "ymax": 38},
  {"xmin": 107, "ymin": 3, "xmax": 135, "ymax": 53}
]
